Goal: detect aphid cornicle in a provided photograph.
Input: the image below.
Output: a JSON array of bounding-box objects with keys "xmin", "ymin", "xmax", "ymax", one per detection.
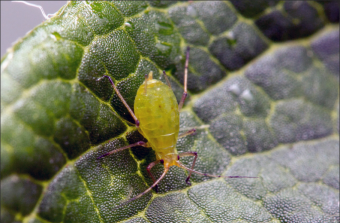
[{"xmin": 97, "ymin": 47, "xmax": 256, "ymax": 206}]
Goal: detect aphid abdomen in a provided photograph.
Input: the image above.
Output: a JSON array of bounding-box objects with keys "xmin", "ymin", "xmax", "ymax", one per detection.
[{"xmin": 134, "ymin": 79, "xmax": 179, "ymax": 155}]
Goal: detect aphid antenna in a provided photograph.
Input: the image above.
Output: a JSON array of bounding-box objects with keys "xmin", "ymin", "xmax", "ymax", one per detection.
[
  {"xmin": 178, "ymin": 129, "xmax": 196, "ymax": 138},
  {"xmin": 180, "ymin": 125, "xmax": 210, "ymax": 131},
  {"xmin": 178, "ymin": 162, "xmax": 258, "ymax": 179},
  {"xmin": 113, "ymin": 162, "xmax": 256, "ymax": 209}
]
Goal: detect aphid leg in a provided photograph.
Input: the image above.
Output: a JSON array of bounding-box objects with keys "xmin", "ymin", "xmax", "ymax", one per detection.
[
  {"xmin": 162, "ymin": 70, "xmax": 172, "ymax": 88},
  {"xmin": 179, "ymin": 128, "xmax": 196, "ymax": 139},
  {"xmin": 115, "ymin": 168, "xmax": 169, "ymax": 209},
  {"xmin": 97, "ymin": 141, "xmax": 147, "ymax": 160},
  {"xmin": 146, "ymin": 160, "xmax": 161, "ymax": 192},
  {"xmin": 178, "ymin": 151, "xmax": 198, "ymax": 185},
  {"xmin": 178, "ymin": 46, "xmax": 190, "ymax": 111},
  {"xmin": 100, "ymin": 75, "xmax": 140, "ymax": 127}
]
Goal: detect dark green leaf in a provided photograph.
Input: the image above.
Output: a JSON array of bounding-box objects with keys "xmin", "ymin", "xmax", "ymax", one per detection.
[{"xmin": 1, "ymin": 1, "xmax": 339, "ymax": 222}]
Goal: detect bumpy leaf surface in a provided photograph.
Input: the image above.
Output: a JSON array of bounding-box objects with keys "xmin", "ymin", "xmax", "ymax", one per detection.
[{"xmin": 1, "ymin": 1, "xmax": 339, "ymax": 223}]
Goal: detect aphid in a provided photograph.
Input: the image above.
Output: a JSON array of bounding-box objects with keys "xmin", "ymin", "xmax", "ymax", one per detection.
[{"xmin": 97, "ymin": 47, "xmax": 256, "ymax": 206}]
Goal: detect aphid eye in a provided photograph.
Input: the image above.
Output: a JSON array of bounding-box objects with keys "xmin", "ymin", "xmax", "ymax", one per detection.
[
  {"xmin": 177, "ymin": 155, "xmax": 180, "ymax": 160},
  {"xmin": 160, "ymin": 159, "xmax": 164, "ymax": 164}
]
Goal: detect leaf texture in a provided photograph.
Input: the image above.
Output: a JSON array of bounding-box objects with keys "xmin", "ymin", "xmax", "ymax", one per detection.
[{"xmin": 1, "ymin": 1, "xmax": 339, "ymax": 222}]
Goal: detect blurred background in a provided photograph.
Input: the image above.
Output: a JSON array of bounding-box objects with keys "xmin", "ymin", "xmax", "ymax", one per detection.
[{"xmin": 1, "ymin": 1, "xmax": 67, "ymax": 57}]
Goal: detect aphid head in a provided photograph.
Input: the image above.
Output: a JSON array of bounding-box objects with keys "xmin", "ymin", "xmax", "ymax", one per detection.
[{"xmin": 160, "ymin": 154, "xmax": 181, "ymax": 169}]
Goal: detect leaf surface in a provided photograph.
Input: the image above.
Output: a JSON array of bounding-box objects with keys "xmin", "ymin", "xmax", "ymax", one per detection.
[{"xmin": 1, "ymin": 1, "xmax": 339, "ymax": 222}]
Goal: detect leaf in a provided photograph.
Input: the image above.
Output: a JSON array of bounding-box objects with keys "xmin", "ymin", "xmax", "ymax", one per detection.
[{"xmin": 1, "ymin": 1, "xmax": 339, "ymax": 222}]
